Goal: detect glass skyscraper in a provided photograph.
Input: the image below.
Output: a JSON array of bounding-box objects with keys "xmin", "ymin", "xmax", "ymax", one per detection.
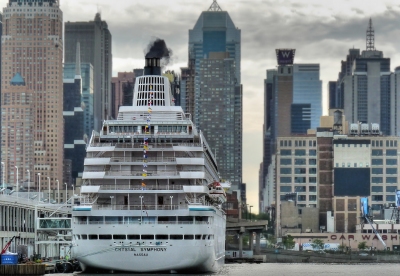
[
  {"xmin": 292, "ymin": 64, "xmax": 322, "ymax": 132},
  {"xmin": 186, "ymin": 3, "xmax": 242, "ymax": 190}
]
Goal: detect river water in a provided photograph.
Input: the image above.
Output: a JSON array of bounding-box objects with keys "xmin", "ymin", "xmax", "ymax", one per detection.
[{"xmin": 71, "ymin": 263, "xmax": 399, "ymax": 275}]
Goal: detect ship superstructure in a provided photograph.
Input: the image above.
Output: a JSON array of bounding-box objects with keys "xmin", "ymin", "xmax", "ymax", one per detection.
[{"xmin": 71, "ymin": 56, "xmax": 226, "ymax": 273}]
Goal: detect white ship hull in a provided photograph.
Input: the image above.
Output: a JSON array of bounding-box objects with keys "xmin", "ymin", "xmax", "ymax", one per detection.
[{"xmin": 74, "ymin": 231, "xmax": 224, "ymax": 272}]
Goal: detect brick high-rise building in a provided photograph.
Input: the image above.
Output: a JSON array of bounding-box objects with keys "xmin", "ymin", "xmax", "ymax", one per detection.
[
  {"xmin": 111, "ymin": 72, "xmax": 135, "ymax": 119},
  {"xmin": 1, "ymin": 0, "xmax": 64, "ymax": 191}
]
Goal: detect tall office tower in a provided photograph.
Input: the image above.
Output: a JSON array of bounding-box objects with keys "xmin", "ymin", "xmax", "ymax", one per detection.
[
  {"xmin": 328, "ymin": 81, "xmax": 337, "ymax": 109},
  {"xmin": 335, "ymin": 48, "xmax": 360, "ymax": 109},
  {"xmin": 259, "ymin": 70, "xmax": 276, "ymax": 212},
  {"xmin": 197, "ymin": 52, "xmax": 242, "ymax": 188},
  {"xmin": 63, "ymin": 43, "xmax": 85, "ymax": 185},
  {"xmin": 180, "ymin": 59, "xmax": 195, "ymax": 118},
  {"xmin": 111, "ymin": 72, "xmax": 135, "ymax": 119},
  {"xmin": 1, "ymin": 74, "xmax": 34, "ymax": 189},
  {"xmin": 189, "ymin": 0, "xmax": 241, "ymax": 126},
  {"xmin": 340, "ymin": 20, "xmax": 399, "ymax": 135},
  {"xmin": 292, "ymin": 64, "xmax": 322, "ymax": 133},
  {"xmin": 188, "ymin": 1, "xmax": 242, "ymax": 189},
  {"xmin": 65, "ymin": 12, "xmax": 112, "ymax": 131},
  {"xmin": 64, "ymin": 62, "xmax": 93, "ymax": 140},
  {"xmin": 1, "ymin": 0, "xmax": 64, "ymax": 190}
]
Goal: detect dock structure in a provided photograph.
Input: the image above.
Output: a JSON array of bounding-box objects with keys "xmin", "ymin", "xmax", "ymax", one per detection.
[
  {"xmin": 0, "ymin": 264, "xmax": 45, "ymax": 275},
  {"xmin": 226, "ymin": 220, "xmax": 269, "ymax": 257},
  {"xmin": 0, "ymin": 193, "xmax": 71, "ymax": 260}
]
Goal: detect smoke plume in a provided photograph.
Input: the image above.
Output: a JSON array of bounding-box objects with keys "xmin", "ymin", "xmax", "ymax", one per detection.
[{"xmin": 145, "ymin": 37, "xmax": 173, "ymax": 66}]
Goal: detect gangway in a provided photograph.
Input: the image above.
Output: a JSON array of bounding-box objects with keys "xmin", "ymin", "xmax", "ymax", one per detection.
[{"xmin": 364, "ymin": 216, "xmax": 387, "ymax": 249}]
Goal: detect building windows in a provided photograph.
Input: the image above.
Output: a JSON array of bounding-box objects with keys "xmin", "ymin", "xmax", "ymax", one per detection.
[
  {"xmin": 372, "ymin": 195, "xmax": 383, "ymax": 201},
  {"xmin": 386, "ymin": 149, "xmax": 397, "ymax": 156},
  {"xmin": 280, "ymin": 168, "xmax": 292, "ymax": 174},
  {"xmin": 372, "ymin": 168, "xmax": 383, "ymax": 174},
  {"xmin": 371, "ymin": 159, "xmax": 383, "ymax": 165},
  {"xmin": 309, "ymin": 168, "xmax": 316, "ymax": 174},
  {"xmin": 294, "ymin": 168, "xmax": 306, "ymax": 174},
  {"xmin": 294, "ymin": 177, "xmax": 306, "ymax": 183},
  {"xmin": 295, "ymin": 149, "xmax": 306, "ymax": 156},
  {"xmin": 280, "ymin": 177, "xmax": 292, "ymax": 183},
  {"xmin": 386, "ymin": 168, "xmax": 397, "ymax": 175},
  {"xmin": 309, "ymin": 177, "xmax": 317, "ymax": 183},
  {"xmin": 372, "ymin": 177, "xmax": 383, "ymax": 184},
  {"xmin": 309, "ymin": 195, "xmax": 317, "ymax": 201},
  {"xmin": 309, "ymin": 159, "xmax": 316, "ymax": 165},
  {"xmin": 309, "ymin": 186, "xmax": 316, "ymax": 192},
  {"xmin": 295, "ymin": 186, "xmax": 306, "ymax": 192},
  {"xmin": 386, "ymin": 159, "xmax": 397, "ymax": 166},
  {"xmin": 309, "ymin": 149, "xmax": 316, "ymax": 156},
  {"xmin": 280, "ymin": 186, "xmax": 292, "ymax": 192},
  {"xmin": 386, "ymin": 186, "xmax": 397, "ymax": 193},
  {"xmin": 371, "ymin": 186, "xmax": 383, "ymax": 193},
  {"xmin": 280, "ymin": 159, "xmax": 292, "ymax": 165},
  {"xmin": 297, "ymin": 195, "xmax": 306, "ymax": 201},
  {"xmin": 280, "ymin": 149, "xmax": 291, "ymax": 156},
  {"xmin": 386, "ymin": 195, "xmax": 395, "ymax": 202},
  {"xmin": 295, "ymin": 159, "xmax": 306, "ymax": 165},
  {"xmin": 386, "ymin": 177, "xmax": 397, "ymax": 184}
]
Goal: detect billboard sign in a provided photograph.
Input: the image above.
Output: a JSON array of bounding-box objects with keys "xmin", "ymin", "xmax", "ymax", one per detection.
[
  {"xmin": 360, "ymin": 197, "xmax": 369, "ymax": 217},
  {"xmin": 276, "ymin": 49, "xmax": 296, "ymax": 65},
  {"xmin": 396, "ymin": 190, "xmax": 400, "ymax": 208}
]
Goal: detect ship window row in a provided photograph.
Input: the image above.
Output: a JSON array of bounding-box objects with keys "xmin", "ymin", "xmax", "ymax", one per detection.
[
  {"xmin": 75, "ymin": 216, "xmax": 210, "ymax": 225},
  {"xmin": 74, "ymin": 234, "xmax": 215, "ymax": 241},
  {"xmin": 109, "ymin": 126, "xmax": 138, "ymax": 133}
]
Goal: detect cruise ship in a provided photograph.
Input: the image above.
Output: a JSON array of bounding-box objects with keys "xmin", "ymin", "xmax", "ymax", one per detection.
[{"xmin": 71, "ymin": 55, "xmax": 227, "ymax": 273}]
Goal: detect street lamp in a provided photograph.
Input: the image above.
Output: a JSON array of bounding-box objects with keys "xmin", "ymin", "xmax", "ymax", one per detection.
[
  {"xmin": 250, "ymin": 206, "xmax": 253, "ymax": 221},
  {"xmin": 170, "ymin": 195, "xmax": 173, "ymax": 210},
  {"xmin": 14, "ymin": 166, "xmax": 18, "ymax": 197},
  {"xmin": 65, "ymin": 183, "xmax": 67, "ymax": 203},
  {"xmin": 139, "ymin": 196, "xmax": 144, "ymax": 223},
  {"xmin": 246, "ymin": 204, "xmax": 249, "ymax": 220},
  {"xmin": 27, "ymin": 169, "xmax": 30, "ymax": 201},
  {"xmin": 1, "ymin": 162, "xmax": 5, "ymax": 189},
  {"xmin": 47, "ymin": 177, "xmax": 50, "ymax": 203},
  {"xmin": 56, "ymin": 179, "xmax": 59, "ymax": 204},
  {"xmin": 38, "ymin": 173, "xmax": 41, "ymax": 202}
]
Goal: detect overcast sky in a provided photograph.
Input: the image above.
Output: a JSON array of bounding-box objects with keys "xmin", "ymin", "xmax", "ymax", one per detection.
[{"xmin": 3, "ymin": 0, "xmax": 400, "ymax": 213}]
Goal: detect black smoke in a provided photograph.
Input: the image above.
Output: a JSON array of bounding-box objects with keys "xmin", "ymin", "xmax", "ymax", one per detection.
[{"xmin": 145, "ymin": 38, "xmax": 173, "ymax": 66}]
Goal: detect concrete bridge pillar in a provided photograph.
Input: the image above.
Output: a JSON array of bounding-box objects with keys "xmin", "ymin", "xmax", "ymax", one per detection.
[
  {"xmin": 238, "ymin": 232, "xmax": 243, "ymax": 258},
  {"xmin": 255, "ymin": 231, "xmax": 261, "ymax": 254},
  {"xmin": 249, "ymin": 231, "xmax": 254, "ymax": 251}
]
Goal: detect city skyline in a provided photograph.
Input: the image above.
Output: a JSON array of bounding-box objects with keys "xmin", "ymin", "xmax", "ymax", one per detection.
[{"xmin": 2, "ymin": 0, "xmax": 400, "ymax": 212}]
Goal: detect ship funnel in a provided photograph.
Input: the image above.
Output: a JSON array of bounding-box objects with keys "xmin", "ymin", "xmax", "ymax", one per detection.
[{"xmin": 144, "ymin": 57, "xmax": 161, "ymax": 76}]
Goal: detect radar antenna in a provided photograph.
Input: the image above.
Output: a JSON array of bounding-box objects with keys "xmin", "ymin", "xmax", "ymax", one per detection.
[
  {"xmin": 208, "ymin": 0, "xmax": 222, "ymax": 11},
  {"xmin": 366, "ymin": 18, "xmax": 375, "ymax": 51}
]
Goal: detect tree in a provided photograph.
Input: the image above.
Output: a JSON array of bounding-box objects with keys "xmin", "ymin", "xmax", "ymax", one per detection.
[
  {"xmin": 358, "ymin": 241, "xmax": 367, "ymax": 251},
  {"xmin": 338, "ymin": 244, "xmax": 346, "ymax": 252},
  {"xmin": 282, "ymin": 235, "xmax": 295, "ymax": 249},
  {"xmin": 267, "ymin": 235, "xmax": 276, "ymax": 248},
  {"xmin": 311, "ymin": 239, "xmax": 325, "ymax": 251}
]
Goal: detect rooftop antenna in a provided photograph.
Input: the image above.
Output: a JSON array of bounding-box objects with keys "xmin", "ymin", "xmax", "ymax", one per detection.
[
  {"xmin": 366, "ymin": 18, "xmax": 375, "ymax": 51},
  {"xmin": 208, "ymin": 0, "xmax": 222, "ymax": 11}
]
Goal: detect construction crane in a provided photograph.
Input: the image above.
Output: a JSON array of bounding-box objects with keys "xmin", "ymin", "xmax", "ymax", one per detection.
[
  {"xmin": 360, "ymin": 198, "xmax": 387, "ymax": 250},
  {"xmin": 1, "ymin": 235, "xmax": 20, "ymax": 254}
]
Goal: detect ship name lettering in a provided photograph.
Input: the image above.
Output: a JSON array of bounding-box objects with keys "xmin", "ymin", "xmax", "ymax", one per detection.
[
  {"xmin": 141, "ymin": 248, "xmax": 167, "ymax": 252},
  {"xmin": 134, "ymin": 253, "xmax": 148, "ymax": 256},
  {"xmin": 114, "ymin": 248, "xmax": 137, "ymax": 252}
]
